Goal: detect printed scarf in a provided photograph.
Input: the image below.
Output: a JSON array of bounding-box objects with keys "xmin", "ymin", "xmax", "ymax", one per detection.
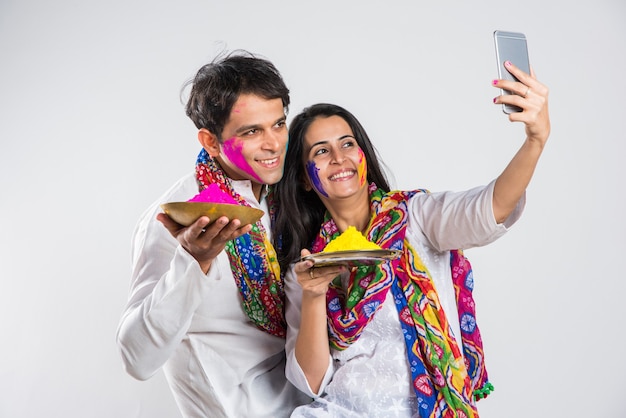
[
  {"xmin": 311, "ymin": 185, "xmax": 493, "ymax": 417},
  {"xmin": 195, "ymin": 149, "xmax": 286, "ymax": 338}
]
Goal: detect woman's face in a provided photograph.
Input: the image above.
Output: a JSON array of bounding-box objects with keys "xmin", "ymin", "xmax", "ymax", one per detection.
[{"xmin": 302, "ymin": 115, "xmax": 368, "ymax": 200}]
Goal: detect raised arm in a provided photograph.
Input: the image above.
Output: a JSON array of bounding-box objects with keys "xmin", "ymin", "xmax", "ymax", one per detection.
[{"xmin": 492, "ymin": 62, "xmax": 550, "ymax": 223}]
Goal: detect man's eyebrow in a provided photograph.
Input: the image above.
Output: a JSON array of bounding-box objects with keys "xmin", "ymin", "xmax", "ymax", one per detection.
[
  {"xmin": 235, "ymin": 115, "xmax": 286, "ymax": 135},
  {"xmin": 235, "ymin": 124, "xmax": 261, "ymax": 135}
]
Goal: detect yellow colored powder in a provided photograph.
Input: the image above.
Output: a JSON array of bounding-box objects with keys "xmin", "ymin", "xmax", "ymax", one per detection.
[{"xmin": 323, "ymin": 226, "xmax": 381, "ymax": 252}]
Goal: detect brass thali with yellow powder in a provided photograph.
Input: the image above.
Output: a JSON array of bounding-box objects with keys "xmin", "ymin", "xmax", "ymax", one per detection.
[
  {"xmin": 302, "ymin": 249, "xmax": 402, "ymax": 267},
  {"xmin": 301, "ymin": 226, "xmax": 401, "ymax": 267}
]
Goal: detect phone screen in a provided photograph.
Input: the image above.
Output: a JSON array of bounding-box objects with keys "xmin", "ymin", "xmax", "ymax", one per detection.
[{"xmin": 494, "ymin": 31, "xmax": 530, "ymax": 113}]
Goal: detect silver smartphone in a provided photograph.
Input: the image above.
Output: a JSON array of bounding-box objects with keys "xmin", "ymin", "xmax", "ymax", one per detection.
[{"xmin": 494, "ymin": 30, "xmax": 530, "ymax": 114}]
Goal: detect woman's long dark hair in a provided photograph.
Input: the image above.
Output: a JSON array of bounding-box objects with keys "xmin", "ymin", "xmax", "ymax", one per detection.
[{"xmin": 273, "ymin": 103, "xmax": 391, "ymax": 273}]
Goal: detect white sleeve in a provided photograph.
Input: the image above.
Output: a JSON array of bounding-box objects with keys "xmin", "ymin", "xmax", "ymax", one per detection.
[
  {"xmin": 409, "ymin": 180, "xmax": 525, "ymax": 251},
  {"xmin": 116, "ymin": 199, "xmax": 218, "ymax": 381},
  {"xmin": 284, "ymin": 266, "xmax": 334, "ymax": 398}
]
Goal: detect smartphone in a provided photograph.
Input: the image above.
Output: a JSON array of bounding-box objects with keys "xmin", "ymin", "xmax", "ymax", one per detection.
[{"xmin": 494, "ymin": 30, "xmax": 530, "ymax": 114}]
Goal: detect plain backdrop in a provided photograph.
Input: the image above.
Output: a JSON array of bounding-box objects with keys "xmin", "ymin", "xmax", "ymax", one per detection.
[{"xmin": 1, "ymin": 1, "xmax": 625, "ymax": 417}]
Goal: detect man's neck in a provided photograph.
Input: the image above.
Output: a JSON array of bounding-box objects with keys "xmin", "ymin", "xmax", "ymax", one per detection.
[{"xmin": 251, "ymin": 182, "xmax": 266, "ymax": 202}]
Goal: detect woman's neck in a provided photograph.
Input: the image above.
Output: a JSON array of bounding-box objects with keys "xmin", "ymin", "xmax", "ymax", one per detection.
[{"xmin": 324, "ymin": 190, "xmax": 371, "ymax": 234}]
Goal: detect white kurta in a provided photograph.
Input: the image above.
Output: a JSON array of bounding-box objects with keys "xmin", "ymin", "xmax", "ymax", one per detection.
[
  {"xmin": 117, "ymin": 172, "xmax": 308, "ymax": 418},
  {"xmin": 284, "ymin": 181, "xmax": 524, "ymax": 417}
]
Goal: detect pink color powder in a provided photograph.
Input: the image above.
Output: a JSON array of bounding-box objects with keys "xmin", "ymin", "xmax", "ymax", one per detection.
[
  {"xmin": 188, "ymin": 183, "xmax": 238, "ymax": 205},
  {"xmin": 223, "ymin": 137, "xmax": 263, "ymax": 183}
]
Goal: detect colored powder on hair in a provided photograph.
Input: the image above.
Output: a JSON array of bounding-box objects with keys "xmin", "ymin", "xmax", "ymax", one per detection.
[
  {"xmin": 323, "ymin": 226, "xmax": 381, "ymax": 252},
  {"xmin": 188, "ymin": 183, "xmax": 238, "ymax": 205}
]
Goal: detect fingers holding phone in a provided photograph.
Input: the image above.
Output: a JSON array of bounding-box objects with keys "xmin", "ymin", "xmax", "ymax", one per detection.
[
  {"xmin": 493, "ymin": 69, "xmax": 550, "ymax": 149},
  {"xmin": 493, "ymin": 61, "xmax": 540, "ymax": 114}
]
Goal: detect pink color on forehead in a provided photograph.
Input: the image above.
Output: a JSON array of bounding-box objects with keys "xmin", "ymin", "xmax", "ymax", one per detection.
[
  {"xmin": 223, "ymin": 136, "xmax": 263, "ymax": 183},
  {"xmin": 232, "ymin": 101, "xmax": 247, "ymax": 113}
]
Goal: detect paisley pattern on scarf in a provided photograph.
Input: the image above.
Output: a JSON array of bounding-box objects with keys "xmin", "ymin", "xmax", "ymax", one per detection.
[
  {"xmin": 195, "ymin": 149, "xmax": 286, "ymax": 338},
  {"xmin": 450, "ymin": 250, "xmax": 493, "ymax": 401},
  {"xmin": 311, "ymin": 184, "xmax": 491, "ymax": 417}
]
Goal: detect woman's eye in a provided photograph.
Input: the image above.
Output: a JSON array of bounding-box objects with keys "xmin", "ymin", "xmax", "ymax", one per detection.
[{"xmin": 313, "ymin": 148, "xmax": 328, "ymax": 156}]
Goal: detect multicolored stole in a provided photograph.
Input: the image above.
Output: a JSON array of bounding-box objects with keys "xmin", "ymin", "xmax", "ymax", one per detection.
[
  {"xmin": 195, "ymin": 149, "xmax": 286, "ymax": 338},
  {"xmin": 311, "ymin": 185, "xmax": 493, "ymax": 417}
]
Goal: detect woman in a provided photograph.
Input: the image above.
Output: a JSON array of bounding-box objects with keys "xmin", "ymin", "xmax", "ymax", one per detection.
[{"xmin": 273, "ymin": 62, "xmax": 550, "ymax": 417}]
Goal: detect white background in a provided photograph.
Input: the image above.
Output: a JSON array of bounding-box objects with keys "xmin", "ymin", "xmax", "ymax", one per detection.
[{"xmin": 1, "ymin": 1, "xmax": 625, "ymax": 417}]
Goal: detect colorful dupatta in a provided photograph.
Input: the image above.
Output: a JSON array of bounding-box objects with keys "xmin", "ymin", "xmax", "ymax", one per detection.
[
  {"xmin": 311, "ymin": 185, "xmax": 493, "ymax": 417},
  {"xmin": 195, "ymin": 149, "xmax": 286, "ymax": 338}
]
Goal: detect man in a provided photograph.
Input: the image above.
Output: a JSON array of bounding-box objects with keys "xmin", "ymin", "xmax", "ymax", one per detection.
[{"xmin": 117, "ymin": 51, "xmax": 309, "ymax": 417}]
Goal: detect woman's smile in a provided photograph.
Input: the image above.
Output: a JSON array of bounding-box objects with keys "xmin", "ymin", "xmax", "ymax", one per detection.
[{"xmin": 328, "ymin": 169, "xmax": 356, "ymax": 181}]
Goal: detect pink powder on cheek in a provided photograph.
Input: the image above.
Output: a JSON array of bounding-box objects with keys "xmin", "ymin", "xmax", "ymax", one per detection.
[
  {"xmin": 357, "ymin": 149, "xmax": 367, "ymax": 186},
  {"xmin": 222, "ymin": 137, "xmax": 263, "ymax": 183}
]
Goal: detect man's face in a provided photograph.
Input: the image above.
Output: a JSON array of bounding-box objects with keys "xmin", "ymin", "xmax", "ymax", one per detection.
[{"xmin": 215, "ymin": 93, "xmax": 288, "ymax": 189}]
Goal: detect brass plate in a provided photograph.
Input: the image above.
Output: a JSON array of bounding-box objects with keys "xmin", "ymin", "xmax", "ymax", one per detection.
[
  {"xmin": 160, "ymin": 202, "xmax": 264, "ymax": 227},
  {"xmin": 301, "ymin": 249, "xmax": 402, "ymax": 267}
]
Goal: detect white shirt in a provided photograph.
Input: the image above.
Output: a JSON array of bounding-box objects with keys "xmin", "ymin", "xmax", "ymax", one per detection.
[
  {"xmin": 117, "ymin": 172, "xmax": 308, "ymax": 418},
  {"xmin": 284, "ymin": 181, "xmax": 524, "ymax": 417}
]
